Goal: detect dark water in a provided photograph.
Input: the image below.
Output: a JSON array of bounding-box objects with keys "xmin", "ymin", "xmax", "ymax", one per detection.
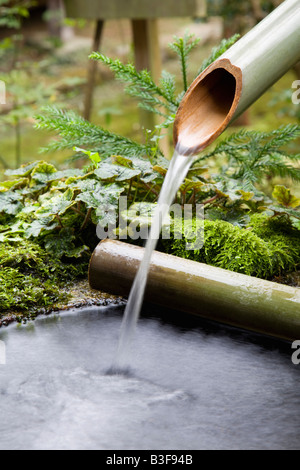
[{"xmin": 0, "ymin": 305, "xmax": 299, "ymax": 450}]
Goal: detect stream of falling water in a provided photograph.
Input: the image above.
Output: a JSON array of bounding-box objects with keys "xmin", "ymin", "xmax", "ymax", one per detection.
[{"xmin": 111, "ymin": 148, "xmax": 194, "ymax": 372}]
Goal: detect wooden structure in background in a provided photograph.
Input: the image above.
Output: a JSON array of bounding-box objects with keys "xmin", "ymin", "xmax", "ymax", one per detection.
[
  {"xmin": 64, "ymin": 0, "xmax": 206, "ymax": 21},
  {"xmin": 63, "ymin": 0, "xmax": 206, "ymax": 157}
]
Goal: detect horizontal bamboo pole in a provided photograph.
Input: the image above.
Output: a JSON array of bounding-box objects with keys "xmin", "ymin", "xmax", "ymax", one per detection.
[
  {"xmin": 174, "ymin": 0, "xmax": 300, "ymax": 155},
  {"xmin": 89, "ymin": 240, "xmax": 300, "ymax": 341}
]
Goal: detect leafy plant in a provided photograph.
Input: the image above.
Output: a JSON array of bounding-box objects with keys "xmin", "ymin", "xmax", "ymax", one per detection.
[
  {"xmin": 1, "ymin": 32, "xmax": 300, "ymax": 323},
  {"xmin": 168, "ymin": 34, "xmax": 201, "ymax": 92},
  {"xmin": 272, "ymin": 185, "xmax": 300, "ymax": 209},
  {"xmin": 29, "ymin": 34, "xmax": 300, "ymax": 253},
  {"xmin": 37, "ymin": 33, "xmax": 239, "ymax": 155},
  {"xmin": 199, "ymin": 124, "xmax": 300, "ymax": 190},
  {"xmin": 35, "ymin": 107, "xmax": 152, "ymax": 159}
]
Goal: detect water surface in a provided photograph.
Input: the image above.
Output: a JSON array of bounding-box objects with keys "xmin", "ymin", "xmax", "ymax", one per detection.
[{"xmin": 0, "ymin": 305, "xmax": 299, "ymax": 450}]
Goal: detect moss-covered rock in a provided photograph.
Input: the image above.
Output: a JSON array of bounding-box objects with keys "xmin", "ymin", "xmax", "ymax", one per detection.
[
  {"xmin": 161, "ymin": 214, "xmax": 300, "ymax": 279},
  {"xmin": 0, "ymin": 239, "xmax": 89, "ymax": 322}
]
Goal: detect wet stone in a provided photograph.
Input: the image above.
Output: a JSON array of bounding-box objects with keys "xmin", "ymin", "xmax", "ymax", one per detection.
[{"xmin": 0, "ymin": 279, "xmax": 126, "ymax": 328}]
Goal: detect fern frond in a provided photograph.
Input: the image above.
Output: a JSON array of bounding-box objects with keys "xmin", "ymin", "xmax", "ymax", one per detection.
[
  {"xmin": 90, "ymin": 52, "xmax": 178, "ymax": 113},
  {"xmin": 199, "ymin": 124, "xmax": 300, "ymax": 189},
  {"xmin": 258, "ymin": 160, "xmax": 300, "ymax": 182},
  {"xmin": 197, "ymin": 34, "xmax": 240, "ymax": 75},
  {"xmin": 168, "ymin": 32, "xmax": 201, "ymax": 92},
  {"xmin": 125, "ymin": 85, "xmax": 175, "ymax": 114},
  {"xmin": 138, "ymin": 102, "xmax": 170, "ymax": 119},
  {"xmin": 35, "ymin": 106, "xmax": 150, "ymax": 158},
  {"xmin": 260, "ymin": 124, "xmax": 300, "ymax": 154},
  {"xmin": 159, "ymin": 70, "xmax": 177, "ymax": 105}
]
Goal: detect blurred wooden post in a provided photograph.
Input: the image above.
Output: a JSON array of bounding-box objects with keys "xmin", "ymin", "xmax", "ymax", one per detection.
[
  {"xmin": 84, "ymin": 20, "xmax": 104, "ymax": 121},
  {"xmin": 132, "ymin": 19, "xmax": 170, "ymax": 157},
  {"xmin": 132, "ymin": 19, "xmax": 159, "ymax": 133},
  {"xmin": 47, "ymin": 0, "xmax": 64, "ymax": 38}
]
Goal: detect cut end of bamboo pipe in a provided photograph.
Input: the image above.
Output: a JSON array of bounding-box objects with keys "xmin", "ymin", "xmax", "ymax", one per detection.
[{"xmin": 173, "ymin": 58, "xmax": 242, "ymax": 156}]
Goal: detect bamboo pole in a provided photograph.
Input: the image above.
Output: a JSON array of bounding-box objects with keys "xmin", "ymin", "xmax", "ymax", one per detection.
[
  {"xmin": 89, "ymin": 240, "xmax": 300, "ymax": 341},
  {"xmin": 173, "ymin": 0, "xmax": 300, "ymax": 155}
]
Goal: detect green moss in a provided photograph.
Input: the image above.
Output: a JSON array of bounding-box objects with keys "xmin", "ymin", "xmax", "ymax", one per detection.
[
  {"xmin": 0, "ymin": 239, "xmax": 88, "ymax": 321},
  {"xmin": 161, "ymin": 215, "xmax": 300, "ymax": 279},
  {"xmin": 0, "ymin": 267, "xmax": 63, "ymax": 315}
]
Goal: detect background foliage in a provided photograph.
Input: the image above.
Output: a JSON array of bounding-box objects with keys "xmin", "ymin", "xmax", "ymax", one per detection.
[{"xmin": 0, "ymin": 5, "xmax": 299, "ymax": 321}]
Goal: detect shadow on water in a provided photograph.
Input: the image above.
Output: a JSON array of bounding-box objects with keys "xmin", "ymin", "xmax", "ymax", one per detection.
[{"xmin": 140, "ymin": 301, "xmax": 293, "ymax": 356}]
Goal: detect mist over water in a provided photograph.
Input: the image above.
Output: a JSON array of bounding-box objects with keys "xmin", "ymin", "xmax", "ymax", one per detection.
[{"xmin": 111, "ymin": 150, "xmax": 194, "ymax": 372}]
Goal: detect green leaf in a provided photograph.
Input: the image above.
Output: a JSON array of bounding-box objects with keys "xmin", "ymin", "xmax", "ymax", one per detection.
[
  {"xmin": 24, "ymin": 217, "xmax": 57, "ymax": 239},
  {"xmin": 0, "ymin": 220, "xmax": 25, "ymax": 242},
  {"xmin": 36, "ymin": 190, "xmax": 75, "ymax": 217},
  {"xmin": 36, "ymin": 107, "xmax": 149, "ymax": 159},
  {"xmin": 0, "ymin": 233, "xmax": 24, "ymax": 243},
  {"xmin": 130, "ymin": 156, "xmax": 157, "ymax": 183},
  {"xmin": 31, "ymin": 162, "xmax": 57, "ymax": 184},
  {"xmin": 0, "ymin": 190, "xmax": 23, "ymax": 215},
  {"xmin": 33, "ymin": 168, "xmax": 83, "ymax": 185},
  {"xmin": 268, "ymin": 204, "xmax": 300, "ymax": 220},
  {"xmin": 186, "ymin": 165, "xmax": 208, "ymax": 179},
  {"xmin": 159, "ymin": 70, "xmax": 177, "ymax": 105},
  {"xmin": 74, "ymin": 147, "xmax": 101, "ymax": 167},
  {"xmin": 95, "ymin": 205, "xmax": 118, "ymax": 227},
  {"xmin": 76, "ymin": 188, "xmax": 104, "ymax": 209},
  {"xmin": 66, "ymin": 245, "xmax": 90, "ymax": 258},
  {"xmin": 75, "ymin": 178, "xmax": 102, "ymax": 192},
  {"xmin": 236, "ymin": 190, "xmax": 255, "ymax": 202},
  {"xmin": 180, "ymin": 179, "xmax": 204, "ymax": 193},
  {"xmin": 44, "ymin": 228, "xmax": 89, "ymax": 258},
  {"xmin": 205, "ymin": 124, "xmax": 300, "ymax": 191},
  {"xmin": 16, "ymin": 204, "xmax": 40, "ymax": 218},
  {"xmin": 76, "ymin": 180, "xmax": 124, "ymax": 210},
  {"xmin": 272, "ymin": 185, "xmax": 300, "ymax": 208},
  {"xmin": 111, "ymin": 155, "xmax": 132, "ymax": 167},
  {"xmin": 94, "ymin": 160, "xmax": 141, "ymax": 182},
  {"xmin": 89, "ymin": 53, "xmax": 178, "ymax": 112},
  {"xmin": 0, "ymin": 179, "xmax": 25, "ymax": 191},
  {"xmin": 92, "ymin": 184, "xmax": 125, "ymax": 224},
  {"xmin": 5, "ymin": 161, "xmax": 40, "ymax": 177},
  {"xmin": 153, "ymin": 165, "xmax": 167, "ymax": 177}
]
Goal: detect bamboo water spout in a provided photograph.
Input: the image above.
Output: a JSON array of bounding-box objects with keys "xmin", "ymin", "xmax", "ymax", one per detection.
[
  {"xmin": 89, "ymin": 240, "xmax": 300, "ymax": 342},
  {"xmin": 174, "ymin": 0, "xmax": 300, "ymax": 156}
]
